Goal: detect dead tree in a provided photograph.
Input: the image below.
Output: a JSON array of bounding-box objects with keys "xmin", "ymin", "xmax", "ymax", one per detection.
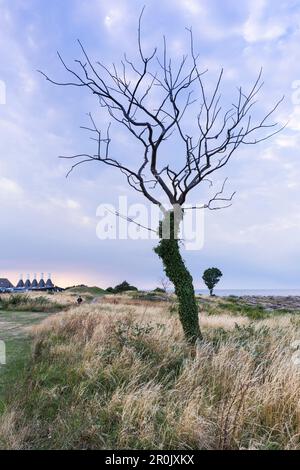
[
  {"xmin": 160, "ymin": 276, "xmax": 171, "ymax": 294},
  {"xmin": 39, "ymin": 11, "xmax": 283, "ymax": 343}
]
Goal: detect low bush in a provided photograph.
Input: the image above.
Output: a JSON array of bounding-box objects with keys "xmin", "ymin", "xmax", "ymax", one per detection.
[
  {"xmin": 0, "ymin": 294, "xmax": 66, "ymax": 313},
  {"xmin": 106, "ymin": 281, "xmax": 138, "ymax": 294}
]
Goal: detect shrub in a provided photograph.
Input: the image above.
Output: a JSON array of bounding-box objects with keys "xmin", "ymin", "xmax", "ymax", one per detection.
[
  {"xmin": 0, "ymin": 294, "xmax": 66, "ymax": 313},
  {"xmin": 106, "ymin": 281, "xmax": 138, "ymax": 294},
  {"xmin": 114, "ymin": 281, "xmax": 138, "ymax": 292}
]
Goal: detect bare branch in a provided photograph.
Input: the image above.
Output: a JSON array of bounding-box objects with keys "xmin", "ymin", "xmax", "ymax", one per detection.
[{"xmin": 40, "ymin": 10, "xmax": 284, "ymax": 213}]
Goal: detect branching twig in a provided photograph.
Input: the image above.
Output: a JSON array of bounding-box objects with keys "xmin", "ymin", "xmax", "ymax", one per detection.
[{"xmin": 39, "ymin": 9, "xmax": 284, "ymax": 214}]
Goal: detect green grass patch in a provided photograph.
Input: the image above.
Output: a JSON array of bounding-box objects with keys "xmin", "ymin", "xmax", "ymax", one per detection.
[
  {"xmin": 198, "ymin": 297, "xmax": 297, "ymax": 320},
  {"xmin": 220, "ymin": 301, "xmax": 268, "ymax": 319},
  {"xmin": 0, "ymin": 336, "xmax": 31, "ymax": 416}
]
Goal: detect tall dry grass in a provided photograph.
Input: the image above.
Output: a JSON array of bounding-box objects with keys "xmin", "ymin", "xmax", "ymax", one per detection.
[{"xmin": 0, "ymin": 300, "xmax": 299, "ymax": 450}]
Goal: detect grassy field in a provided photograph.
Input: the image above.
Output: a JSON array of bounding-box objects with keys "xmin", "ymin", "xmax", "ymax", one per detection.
[
  {"xmin": 0, "ymin": 292, "xmax": 299, "ymax": 450},
  {"xmin": 0, "ymin": 309, "xmax": 57, "ymax": 421},
  {"xmin": 0, "ymin": 292, "xmax": 76, "ymax": 428},
  {"xmin": 65, "ymin": 286, "xmax": 106, "ymax": 296}
]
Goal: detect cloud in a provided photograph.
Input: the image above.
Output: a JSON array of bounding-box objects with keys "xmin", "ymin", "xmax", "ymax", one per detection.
[
  {"xmin": 275, "ymin": 134, "xmax": 299, "ymax": 148},
  {"xmin": 104, "ymin": 7, "xmax": 125, "ymax": 30},
  {"xmin": 171, "ymin": 0, "xmax": 239, "ymax": 40},
  {"xmin": 177, "ymin": 0, "xmax": 204, "ymax": 15},
  {"xmin": 74, "ymin": 0, "xmax": 136, "ymax": 47},
  {"xmin": 242, "ymin": 0, "xmax": 289, "ymax": 43},
  {"xmin": 240, "ymin": 214, "xmax": 300, "ymax": 238},
  {"xmin": 0, "ymin": 177, "xmax": 23, "ymax": 197},
  {"xmin": 49, "ymin": 197, "xmax": 81, "ymax": 210},
  {"xmin": 287, "ymin": 106, "xmax": 300, "ymax": 131},
  {"xmin": 1, "ymin": 0, "xmax": 300, "ymax": 288}
]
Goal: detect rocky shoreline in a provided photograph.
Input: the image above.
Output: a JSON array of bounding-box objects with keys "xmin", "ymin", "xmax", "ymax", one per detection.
[{"xmin": 229, "ymin": 295, "xmax": 300, "ymax": 312}]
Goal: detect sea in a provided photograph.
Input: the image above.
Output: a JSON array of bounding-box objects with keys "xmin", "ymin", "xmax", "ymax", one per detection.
[{"xmin": 195, "ymin": 289, "xmax": 300, "ymax": 297}]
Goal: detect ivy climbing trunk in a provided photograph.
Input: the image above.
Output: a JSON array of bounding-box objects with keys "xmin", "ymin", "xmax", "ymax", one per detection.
[{"xmin": 154, "ymin": 210, "xmax": 202, "ymax": 343}]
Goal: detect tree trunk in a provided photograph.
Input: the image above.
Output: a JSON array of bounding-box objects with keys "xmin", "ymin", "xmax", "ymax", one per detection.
[{"xmin": 154, "ymin": 210, "xmax": 202, "ymax": 343}]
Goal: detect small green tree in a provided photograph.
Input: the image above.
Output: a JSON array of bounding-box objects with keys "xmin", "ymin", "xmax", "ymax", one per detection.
[{"xmin": 202, "ymin": 268, "xmax": 223, "ymax": 296}]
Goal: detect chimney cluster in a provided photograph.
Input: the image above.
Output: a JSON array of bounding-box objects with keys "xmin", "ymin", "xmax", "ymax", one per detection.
[{"xmin": 16, "ymin": 273, "xmax": 54, "ymax": 290}]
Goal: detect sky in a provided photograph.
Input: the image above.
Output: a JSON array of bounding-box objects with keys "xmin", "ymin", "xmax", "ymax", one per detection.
[{"xmin": 1, "ymin": 0, "xmax": 300, "ymax": 289}]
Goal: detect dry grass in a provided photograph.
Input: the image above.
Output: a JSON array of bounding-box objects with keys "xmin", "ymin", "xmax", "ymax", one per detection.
[
  {"xmin": 0, "ymin": 293, "xmax": 69, "ymax": 313},
  {"xmin": 26, "ymin": 291, "xmax": 79, "ymax": 305},
  {"xmin": 1, "ymin": 290, "xmax": 98, "ymax": 307},
  {"xmin": 0, "ymin": 299, "xmax": 299, "ymax": 450}
]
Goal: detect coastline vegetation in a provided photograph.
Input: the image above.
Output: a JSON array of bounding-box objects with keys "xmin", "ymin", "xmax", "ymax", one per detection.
[{"xmin": 0, "ymin": 292, "xmax": 299, "ymax": 450}]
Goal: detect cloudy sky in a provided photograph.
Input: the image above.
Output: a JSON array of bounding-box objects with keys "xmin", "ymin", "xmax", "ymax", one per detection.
[{"xmin": 1, "ymin": 0, "xmax": 300, "ymax": 289}]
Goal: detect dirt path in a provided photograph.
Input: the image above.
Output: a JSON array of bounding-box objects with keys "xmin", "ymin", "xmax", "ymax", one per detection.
[
  {"xmin": 0, "ymin": 310, "xmax": 53, "ymax": 341},
  {"xmin": 0, "ymin": 320, "xmax": 25, "ymax": 338}
]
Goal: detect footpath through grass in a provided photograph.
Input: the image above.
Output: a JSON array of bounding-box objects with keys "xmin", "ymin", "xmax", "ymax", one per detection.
[
  {"xmin": 0, "ymin": 306, "xmax": 64, "ymax": 419},
  {"xmin": 0, "ymin": 335, "xmax": 31, "ymax": 416},
  {"xmin": 0, "ymin": 292, "xmax": 90, "ymax": 424}
]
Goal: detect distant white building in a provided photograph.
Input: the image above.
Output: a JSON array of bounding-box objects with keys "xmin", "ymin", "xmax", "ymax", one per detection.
[
  {"xmin": 1, "ymin": 274, "xmax": 59, "ymax": 292},
  {"xmin": 0, "ymin": 278, "xmax": 14, "ymax": 292}
]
